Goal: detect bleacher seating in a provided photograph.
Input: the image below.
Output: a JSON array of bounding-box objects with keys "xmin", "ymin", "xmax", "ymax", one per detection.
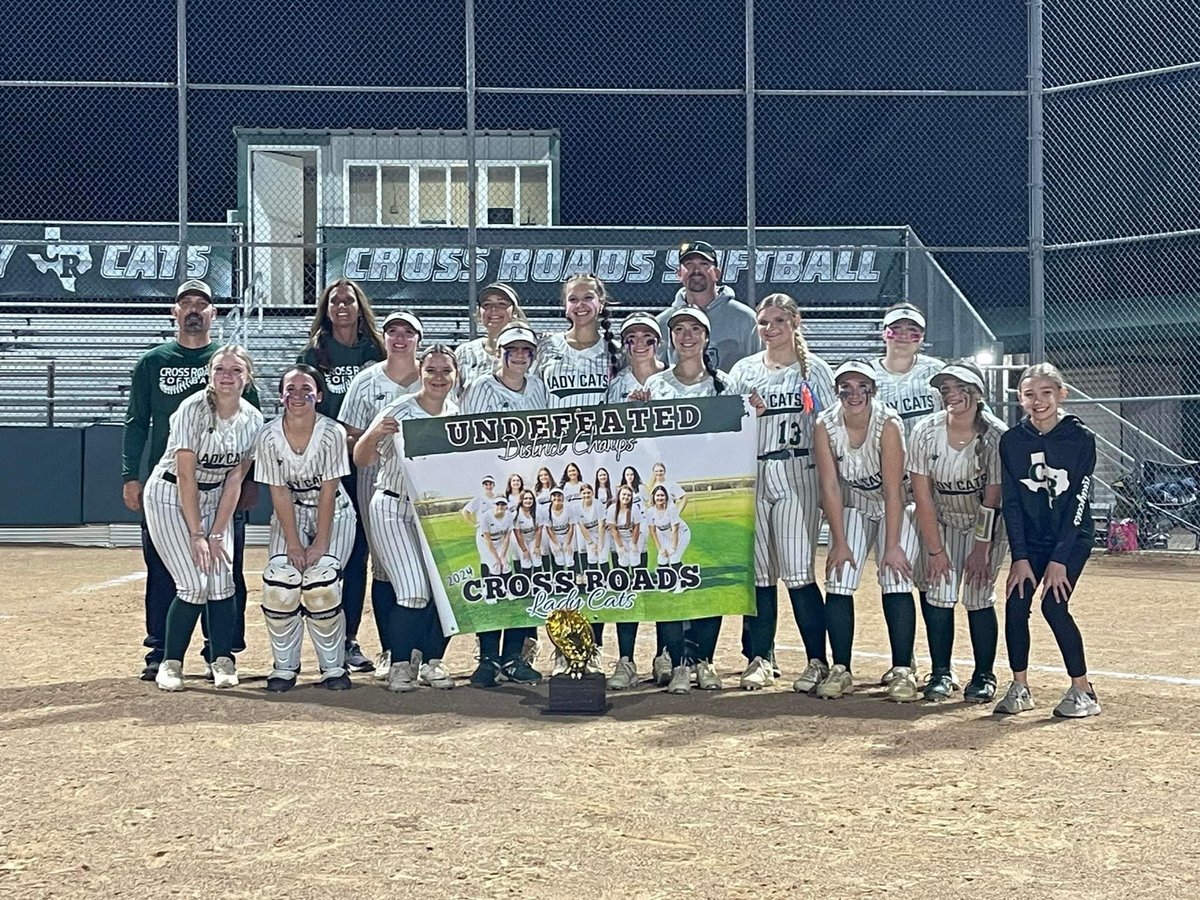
[{"xmin": 0, "ymin": 305, "xmax": 888, "ymax": 426}]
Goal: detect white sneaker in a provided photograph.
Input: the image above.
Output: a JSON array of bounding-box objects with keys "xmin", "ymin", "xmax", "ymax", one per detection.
[
  {"xmin": 373, "ymin": 650, "xmax": 392, "ymax": 680},
  {"xmin": 792, "ymin": 659, "xmax": 829, "ymax": 694},
  {"xmin": 155, "ymin": 659, "xmax": 184, "ymax": 692},
  {"xmin": 1053, "ymin": 684, "xmax": 1101, "ymax": 718},
  {"xmin": 551, "ymin": 650, "xmax": 570, "ymax": 677},
  {"xmin": 211, "ymin": 656, "xmax": 238, "ymax": 689},
  {"xmin": 880, "ymin": 665, "xmax": 906, "ymax": 687},
  {"xmin": 387, "ymin": 657, "xmax": 418, "ymax": 693},
  {"xmin": 816, "ymin": 664, "xmax": 854, "ymax": 699},
  {"xmin": 666, "ymin": 664, "xmax": 692, "ymax": 694},
  {"xmin": 694, "ymin": 661, "xmax": 722, "ymax": 691},
  {"xmin": 586, "ymin": 648, "xmax": 604, "ymax": 675},
  {"xmin": 740, "ymin": 656, "xmax": 775, "ymax": 691},
  {"xmin": 652, "ymin": 649, "xmax": 673, "ymax": 686},
  {"xmin": 418, "ymin": 659, "xmax": 455, "ymax": 690},
  {"xmin": 884, "ymin": 667, "xmax": 920, "ymax": 703},
  {"xmin": 607, "ymin": 657, "xmax": 638, "ymax": 690},
  {"xmin": 993, "ymin": 681, "xmax": 1035, "ymax": 715},
  {"xmin": 521, "ymin": 636, "xmax": 540, "ymax": 665}
]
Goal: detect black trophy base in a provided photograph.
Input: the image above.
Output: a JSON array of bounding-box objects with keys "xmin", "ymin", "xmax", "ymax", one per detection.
[{"xmin": 544, "ymin": 672, "xmax": 610, "ymax": 716}]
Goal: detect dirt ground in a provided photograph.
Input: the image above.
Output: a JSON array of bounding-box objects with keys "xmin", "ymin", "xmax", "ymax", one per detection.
[{"xmin": 1, "ymin": 546, "xmax": 1198, "ymax": 900}]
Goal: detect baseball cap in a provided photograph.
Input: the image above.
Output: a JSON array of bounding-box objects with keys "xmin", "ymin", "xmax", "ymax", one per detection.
[
  {"xmin": 478, "ymin": 282, "xmax": 519, "ymax": 307},
  {"xmin": 619, "ymin": 313, "xmax": 662, "ymax": 340},
  {"xmin": 481, "ymin": 474, "xmax": 496, "ymax": 484},
  {"xmin": 497, "ymin": 324, "xmax": 538, "ymax": 349},
  {"xmin": 931, "ymin": 364, "xmax": 985, "ymax": 393},
  {"xmin": 175, "ymin": 279, "xmax": 213, "ymax": 302},
  {"xmin": 550, "ymin": 487, "xmax": 565, "ymax": 497},
  {"xmin": 667, "ymin": 306, "xmax": 711, "ymax": 333},
  {"xmin": 382, "ymin": 310, "xmax": 423, "ymax": 336},
  {"xmin": 882, "ymin": 307, "xmax": 927, "ymax": 330},
  {"xmin": 494, "ymin": 496, "xmax": 509, "ymax": 506},
  {"xmin": 834, "ymin": 360, "xmax": 877, "ymax": 385},
  {"xmin": 678, "ymin": 240, "xmax": 718, "ymax": 265}
]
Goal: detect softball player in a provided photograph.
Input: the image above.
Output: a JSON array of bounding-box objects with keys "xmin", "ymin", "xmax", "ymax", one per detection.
[
  {"xmin": 461, "ymin": 475, "xmax": 500, "ymax": 526},
  {"xmin": 543, "ymin": 488, "xmax": 575, "ymax": 570},
  {"xmin": 458, "ymin": 323, "xmax": 546, "ymax": 688},
  {"xmin": 297, "ymin": 279, "xmax": 385, "ymax": 672},
  {"xmin": 593, "ymin": 467, "xmax": 615, "ymax": 507},
  {"xmin": 455, "ymin": 282, "xmax": 528, "ymax": 393},
  {"xmin": 511, "ymin": 489, "xmax": 543, "ymax": 571},
  {"xmin": 477, "ymin": 497, "xmax": 513, "ymax": 576},
  {"xmin": 871, "ymin": 305, "xmax": 945, "ymax": 439},
  {"xmin": 532, "ymin": 466, "xmax": 557, "ymax": 561},
  {"xmin": 606, "ymin": 484, "xmax": 644, "ymax": 570},
  {"xmin": 354, "ymin": 345, "xmax": 459, "ymax": 693},
  {"xmin": 647, "ymin": 485, "xmax": 691, "ymax": 573},
  {"xmin": 150, "ymin": 346, "xmax": 264, "ymax": 692},
  {"xmin": 504, "ymin": 474, "xmax": 526, "ymax": 516},
  {"xmin": 606, "ymin": 313, "xmax": 666, "ymax": 403},
  {"xmin": 560, "ymin": 462, "xmax": 585, "ymax": 510},
  {"xmin": 574, "ymin": 482, "xmax": 608, "ymax": 569},
  {"xmin": 909, "ymin": 361, "xmax": 1008, "ymax": 703},
  {"xmin": 995, "ymin": 363, "xmax": 1100, "ymax": 718},
  {"xmin": 644, "ymin": 307, "xmax": 728, "ymax": 696},
  {"xmin": 339, "ymin": 309, "xmax": 423, "ymax": 677},
  {"xmin": 726, "ymin": 293, "xmax": 837, "ymax": 692},
  {"xmin": 536, "ymin": 274, "xmax": 619, "ymax": 408},
  {"xmin": 810, "ymin": 360, "xmax": 919, "ymax": 701},
  {"xmin": 255, "ymin": 364, "xmax": 357, "ymax": 692}
]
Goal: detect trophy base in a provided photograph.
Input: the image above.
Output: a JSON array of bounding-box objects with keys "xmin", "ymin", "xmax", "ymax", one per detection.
[{"xmin": 544, "ymin": 672, "xmax": 610, "ymax": 716}]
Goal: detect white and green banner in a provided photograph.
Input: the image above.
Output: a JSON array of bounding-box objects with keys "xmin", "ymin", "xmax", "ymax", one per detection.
[{"xmin": 401, "ymin": 396, "xmax": 758, "ymax": 635}]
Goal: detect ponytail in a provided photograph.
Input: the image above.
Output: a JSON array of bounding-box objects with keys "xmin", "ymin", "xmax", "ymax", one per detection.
[
  {"xmin": 702, "ymin": 347, "xmax": 726, "ymax": 395},
  {"xmin": 971, "ymin": 390, "xmax": 989, "ymax": 485},
  {"xmin": 598, "ymin": 303, "xmax": 622, "ymax": 381}
]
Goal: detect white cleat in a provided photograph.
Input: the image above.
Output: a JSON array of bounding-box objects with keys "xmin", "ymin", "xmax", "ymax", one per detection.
[
  {"xmin": 607, "ymin": 657, "xmax": 638, "ymax": 690},
  {"xmin": 211, "ymin": 656, "xmax": 238, "ymax": 689},
  {"xmin": 693, "ymin": 661, "xmax": 722, "ymax": 691},
  {"xmin": 418, "ymin": 658, "xmax": 455, "ymax": 690},
  {"xmin": 816, "ymin": 664, "xmax": 854, "ymax": 699},
  {"xmin": 666, "ymin": 664, "xmax": 692, "ymax": 695},
  {"xmin": 373, "ymin": 651, "xmax": 392, "ymax": 681},
  {"xmin": 739, "ymin": 656, "xmax": 775, "ymax": 691},
  {"xmin": 155, "ymin": 659, "xmax": 184, "ymax": 692},
  {"xmin": 652, "ymin": 649, "xmax": 673, "ymax": 686},
  {"xmin": 792, "ymin": 659, "xmax": 830, "ymax": 694}
]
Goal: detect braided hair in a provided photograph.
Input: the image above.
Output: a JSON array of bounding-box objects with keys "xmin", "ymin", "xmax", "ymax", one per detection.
[
  {"xmin": 757, "ymin": 293, "xmax": 810, "ymax": 379},
  {"xmin": 205, "ymin": 344, "xmax": 255, "ymax": 430},
  {"xmin": 943, "ymin": 358, "xmax": 991, "ymax": 486},
  {"xmin": 563, "ymin": 273, "xmax": 622, "ymax": 379}
]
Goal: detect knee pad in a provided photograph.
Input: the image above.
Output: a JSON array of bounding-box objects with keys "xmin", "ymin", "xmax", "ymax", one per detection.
[
  {"xmin": 301, "ymin": 555, "xmax": 343, "ymax": 617},
  {"xmin": 262, "ymin": 555, "xmax": 302, "ymax": 615}
]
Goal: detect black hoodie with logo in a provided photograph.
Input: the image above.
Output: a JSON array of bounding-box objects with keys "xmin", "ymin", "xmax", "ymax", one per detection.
[{"xmin": 999, "ymin": 413, "xmax": 1096, "ymax": 564}]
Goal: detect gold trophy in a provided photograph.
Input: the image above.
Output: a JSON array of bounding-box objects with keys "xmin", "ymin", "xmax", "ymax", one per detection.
[{"xmin": 544, "ymin": 609, "xmax": 609, "ymax": 714}]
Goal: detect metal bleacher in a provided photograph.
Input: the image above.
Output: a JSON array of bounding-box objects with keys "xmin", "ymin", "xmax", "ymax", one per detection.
[{"xmin": 0, "ymin": 305, "xmax": 887, "ymax": 426}]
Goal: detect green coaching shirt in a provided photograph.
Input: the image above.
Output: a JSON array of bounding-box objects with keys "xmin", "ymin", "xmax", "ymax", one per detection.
[
  {"xmin": 297, "ymin": 336, "xmax": 384, "ymax": 419},
  {"xmin": 122, "ymin": 341, "xmax": 262, "ymax": 482}
]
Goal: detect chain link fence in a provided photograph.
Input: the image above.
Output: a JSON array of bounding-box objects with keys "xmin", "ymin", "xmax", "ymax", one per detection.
[{"xmin": 1, "ymin": 1, "xmax": 1197, "ymax": 545}]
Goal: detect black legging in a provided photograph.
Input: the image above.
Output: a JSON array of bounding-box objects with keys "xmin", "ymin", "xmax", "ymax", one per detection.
[{"xmin": 1004, "ymin": 543, "xmax": 1090, "ymax": 678}]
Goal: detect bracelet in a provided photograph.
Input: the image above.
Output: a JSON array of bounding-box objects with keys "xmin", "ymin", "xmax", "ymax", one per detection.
[
  {"xmin": 929, "ymin": 547, "xmax": 947, "ymax": 557},
  {"xmin": 191, "ymin": 530, "xmax": 206, "ymax": 538},
  {"xmin": 209, "ymin": 532, "xmax": 225, "ymax": 540}
]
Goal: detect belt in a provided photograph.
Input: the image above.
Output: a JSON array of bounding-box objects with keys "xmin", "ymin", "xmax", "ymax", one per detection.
[
  {"xmin": 162, "ymin": 472, "xmax": 221, "ymax": 491},
  {"xmin": 383, "ymin": 490, "xmax": 406, "ymax": 500},
  {"xmin": 758, "ymin": 448, "xmax": 810, "ymax": 462}
]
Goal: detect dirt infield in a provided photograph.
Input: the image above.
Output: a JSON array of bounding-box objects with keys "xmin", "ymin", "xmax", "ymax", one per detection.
[{"xmin": 1, "ymin": 547, "xmax": 1198, "ymax": 899}]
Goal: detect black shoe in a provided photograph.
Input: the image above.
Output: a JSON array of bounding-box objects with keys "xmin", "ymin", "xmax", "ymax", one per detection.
[
  {"xmin": 469, "ymin": 657, "xmax": 502, "ymax": 688},
  {"xmin": 324, "ymin": 672, "xmax": 353, "ymax": 691},
  {"xmin": 963, "ymin": 671, "xmax": 997, "ymax": 703},
  {"xmin": 501, "ymin": 655, "xmax": 543, "ymax": 685},
  {"xmin": 344, "ymin": 641, "xmax": 374, "ymax": 672},
  {"xmin": 922, "ymin": 671, "xmax": 957, "ymax": 702},
  {"xmin": 139, "ymin": 661, "xmax": 160, "ymax": 682},
  {"xmin": 266, "ymin": 676, "xmax": 295, "ymax": 693}
]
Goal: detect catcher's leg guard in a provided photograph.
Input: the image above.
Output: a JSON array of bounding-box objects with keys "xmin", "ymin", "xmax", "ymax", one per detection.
[
  {"xmin": 261, "ymin": 556, "xmax": 303, "ymax": 678},
  {"xmin": 301, "ymin": 556, "xmax": 347, "ymax": 678}
]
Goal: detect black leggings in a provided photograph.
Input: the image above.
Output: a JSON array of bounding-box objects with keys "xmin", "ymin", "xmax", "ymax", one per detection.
[{"xmin": 1004, "ymin": 544, "xmax": 1090, "ymax": 678}]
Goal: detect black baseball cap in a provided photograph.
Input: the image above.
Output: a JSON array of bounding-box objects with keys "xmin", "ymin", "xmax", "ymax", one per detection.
[{"xmin": 679, "ymin": 240, "xmax": 718, "ymax": 265}]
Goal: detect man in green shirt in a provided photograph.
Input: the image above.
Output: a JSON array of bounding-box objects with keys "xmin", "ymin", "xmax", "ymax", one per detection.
[{"xmin": 122, "ymin": 279, "xmax": 260, "ymax": 680}]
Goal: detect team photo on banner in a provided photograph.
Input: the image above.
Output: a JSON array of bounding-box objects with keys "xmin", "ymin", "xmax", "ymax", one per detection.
[{"xmin": 398, "ymin": 396, "xmax": 759, "ymax": 635}]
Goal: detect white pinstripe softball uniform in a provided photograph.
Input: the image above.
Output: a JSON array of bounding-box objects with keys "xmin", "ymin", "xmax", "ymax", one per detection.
[
  {"xmin": 535, "ymin": 333, "xmax": 611, "ymax": 408},
  {"xmin": 339, "ymin": 362, "xmax": 421, "ymax": 584},
  {"xmin": 544, "ymin": 505, "xmax": 575, "ymax": 567},
  {"xmin": 606, "ymin": 503, "xmax": 645, "ymax": 567},
  {"xmin": 460, "ymin": 373, "xmax": 551, "ymax": 414},
  {"xmin": 606, "ymin": 367, "xmax": 657, "ymax": 403},
  {"xmin": 871, "ymin": 355, "xmax": 945, "ymax": 437},
  {"xmin": 512, "ymin": 506, "xmax": 542, "ymax": 569},
  {"xmin": 367, "ymin": 393, "xmax": 458, "ymax": 608},
  {"xmin": 908, "ymin": 410, "xmax": 1009, "ymax": 610},
  {"xmin": 454, "ymin": 337, "xmax": 498, "ymax": 394},
  {"xmin": 728, "ymin": 352, "xmax": 836, "ymax": 588},
  {"xmin": 644, "ymin": 367, "xmax": 729, "ymax": 400},
  {"xmin": 819, "ymin": 398, "xmax": 919, "ymax": 594},
  {"xmin": 573, "ymin": 498, "xmax": 607, "ymax": 563},
  {"xmin": 646, "ymin": 503, "xmax": 691, "ymax": 565},
  {"xmin": 143, "ymin": 392, "xmax": 264, "ymax": 604},
  {"xmin": 476, "ymin": 506, "xmax": 512, "ymax": 575},
  {"xmin": 254, "ymin": 415, "xmax": 356, "ymax": 564}
]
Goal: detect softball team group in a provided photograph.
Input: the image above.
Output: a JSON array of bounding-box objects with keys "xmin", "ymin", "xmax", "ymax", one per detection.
[{"xmin": 140, "ymin": 240, "xmax": 1102, "ymax": 719}]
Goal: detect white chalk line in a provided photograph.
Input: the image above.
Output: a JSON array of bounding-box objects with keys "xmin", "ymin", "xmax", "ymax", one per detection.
[
  {"xmin": 75, "ymin": 572, "xmax": 147, "ymax": 594},
  {"xmin": 775, "ymin": 644, "xmax": 1200, "ymax": 688}
]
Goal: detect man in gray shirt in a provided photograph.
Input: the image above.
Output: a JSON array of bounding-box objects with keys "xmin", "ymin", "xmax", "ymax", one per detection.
[{"xmin": 656, "ymin": 240, "xmax": 759, "ymax": 371}]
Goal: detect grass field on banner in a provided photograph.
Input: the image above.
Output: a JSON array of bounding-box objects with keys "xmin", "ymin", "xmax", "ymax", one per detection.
[{"xmin": 419, "ymin": 488, "xmax": 756, "ymax": 632}]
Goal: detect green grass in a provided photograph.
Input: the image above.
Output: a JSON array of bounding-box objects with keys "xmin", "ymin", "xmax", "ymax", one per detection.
[{"xmin": 419, "ymin": 489, "xmax": 756, "ymax": 633}]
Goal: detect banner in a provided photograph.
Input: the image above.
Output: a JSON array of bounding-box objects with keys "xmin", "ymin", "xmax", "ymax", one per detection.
[
  {"xmin": 401, "ymin": 396, "xmax": 758, "ymax": 635},
  {"xmin": 0, "ymin": 223, "xmax": 236, "ymax": 298},
  {"xmin": 323, "ymin": 225, "xmax": 907, "ymax": 307}
]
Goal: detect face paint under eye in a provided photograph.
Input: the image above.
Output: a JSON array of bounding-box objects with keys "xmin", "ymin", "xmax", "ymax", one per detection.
[{"xmin": 884, "ymin": 326, "xmax": 923, "ymax": 343}]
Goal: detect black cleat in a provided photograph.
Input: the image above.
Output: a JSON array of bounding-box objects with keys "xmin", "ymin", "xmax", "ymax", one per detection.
[
  {"xmin": 344, "ymin": 641, "xmax": 374, "ymax": 672},
  {"xmin": 139, "ymin": 661, "xmax": 161, "ymax": 682},
  {"xmin": 963, "ymin": 671, "xmax": 997, "ymax": 703},
  {"xmin": 323, "ymin": 673, "xmax": 353, "ymax": 691},
  {"xmin": 469, "ymin": 657, "xmax": 502, "ymax": 688},
  {"xmin": 265, "ymin": 676, "xmax": 295, "ymax": 693},
  {"xmin": 922, "ymin": 671, "xmax": 958, "ymax": 702},
  {"xmin": 500, "ymin": 655, "xmax": 543, "ymax": 685}
]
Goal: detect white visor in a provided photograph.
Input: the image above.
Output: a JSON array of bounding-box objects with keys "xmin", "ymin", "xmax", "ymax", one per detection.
[
  {"xmin": 882, "ymin": 308, "xmax": 926, "ymax": 329},
  {"xmin": 497, "ymin": 325, "xmax": 538, "ymax": 349},
  {"xmin": 834, "ymin": 360, "xmax": 877, "ymax": 385},
  {"xmin": 620, "ymin": 313, "xmax": 662, "ymax": 339},
  {"xmin": 931, "ymin": 365, "xmax": 985, "ymax": 393}
]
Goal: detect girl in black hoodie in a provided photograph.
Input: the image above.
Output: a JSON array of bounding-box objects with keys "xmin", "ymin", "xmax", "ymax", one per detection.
[{"xmin": 996, "ymin": 363, "xmax": 1100, "ymax": 718}]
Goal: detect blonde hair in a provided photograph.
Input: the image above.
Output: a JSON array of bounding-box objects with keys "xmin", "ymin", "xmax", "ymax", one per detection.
[
  {"xmin": 1018, "ymin": 361, "xmax": 1065, "ymax": 390},
  {"xmin": 757, "ymin": 293, "xmax": 810, "ymax": 378},
  {"xmin": 204, "ymin": 344, "xmax": 255, "ymax": 424}
]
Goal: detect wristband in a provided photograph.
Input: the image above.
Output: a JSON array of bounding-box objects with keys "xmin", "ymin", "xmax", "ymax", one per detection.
[{"xmin": 973, "ymin": 506, "xmax": 997, "ymax": 543}]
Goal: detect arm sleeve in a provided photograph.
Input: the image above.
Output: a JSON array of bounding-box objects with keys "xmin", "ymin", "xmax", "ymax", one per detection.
[
  {"xmin": 1050, "ymin": 430, "xmax": 1097, "ymax": 564},
  {"xmin": 999, "ymin": 434, "xmax": 1030, "ymax": 560},
  {"xmin": 121, "ymin": 356, "xmax": 152, "ymax": 481}
]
